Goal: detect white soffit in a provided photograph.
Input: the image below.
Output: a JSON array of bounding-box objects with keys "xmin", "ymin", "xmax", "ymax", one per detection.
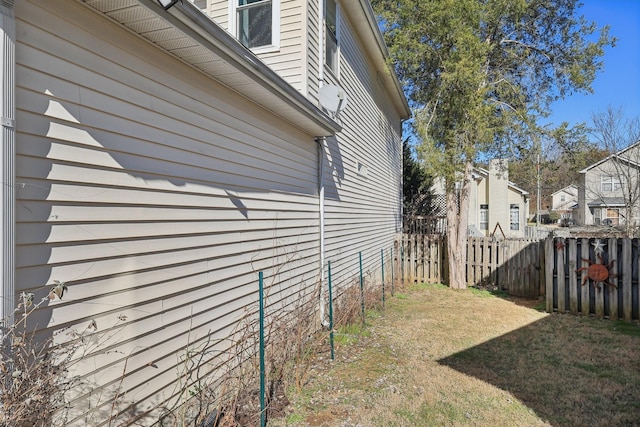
[{"xmin": 81, "ymin": 0, "xmax": 340, "ymax": 137}]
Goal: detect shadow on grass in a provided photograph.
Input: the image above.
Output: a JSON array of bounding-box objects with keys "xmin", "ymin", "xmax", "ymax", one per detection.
[{"xmin": 438, "ymin": 314, "xmax": 640, "ymax": 427}]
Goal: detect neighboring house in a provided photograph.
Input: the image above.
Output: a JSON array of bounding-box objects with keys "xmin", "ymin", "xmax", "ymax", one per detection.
[
  {"xmin": 577, "ymin": 141, "xmax": 640, "ymax": 226},
  {"xmin": 551, "ymin": 184, "xmax": 578, "ymax": 219},
  {"xmin": 1, "ymin": 0, "xmax": 409, "ymax": 424},
  {"xmin": 431, "ymin": 160, "xmax": 530, "ymax": 238}
]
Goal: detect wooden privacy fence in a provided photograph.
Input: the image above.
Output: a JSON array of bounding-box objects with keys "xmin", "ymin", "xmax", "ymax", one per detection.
[
  {"xmin": 545, "ymin": 237, "xmax": 640, "ymax": 321},
  {"xmin": 398, "ymin": 235, "xmax": 543, "ymax": 297}
]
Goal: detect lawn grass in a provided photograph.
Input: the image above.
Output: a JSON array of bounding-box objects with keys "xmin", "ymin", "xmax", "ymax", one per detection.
[{"xmin": 270, "ymin": 283, "xmax": 640, "ymax": 426}]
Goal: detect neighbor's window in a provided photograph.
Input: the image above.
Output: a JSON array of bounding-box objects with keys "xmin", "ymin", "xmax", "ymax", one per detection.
[
  {"xmin": 601, "ymin": 175, "xmax": 622, "ymax": 192},
  {"xmin": 560, "ymin": 195, "xmax": 566, "ymax": 202},
  {"xmin": 594, "ymin": 208, "xmax": 602, "ymax": 224},
  {"xmin": 510, "ymin": 204, "xmax": 520, "ymax": 230},
  {"xmin": 233, "ymin": 0, "xmax": 280, "ymax": 50},
  {"xmin": 607, "ymin": 208, "xmax": 620, "ymax": 225},
  {"xmin": 325, "ymin": 0, "xmax": 339, "ymax": 74},
  {"xmin": 480, "ymin": 204, "xmax": 489, "ymax": 230}
]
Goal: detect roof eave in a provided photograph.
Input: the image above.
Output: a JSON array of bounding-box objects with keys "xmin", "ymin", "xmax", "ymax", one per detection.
[{"xmin": 85, "ymin": 0, "xmax": 341, "ymax": 137}]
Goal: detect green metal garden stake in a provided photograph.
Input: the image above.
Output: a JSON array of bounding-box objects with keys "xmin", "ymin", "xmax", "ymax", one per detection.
[
  {"xmin": 381, "ymin": 248, "xmax": 385, "ymax": 308},
  {"xmin": 259, "ymin": 272, "xmax": 266, "ymax": 427},
  {"xmin": 359, "ymin": 252, "xmax": 365, "ymax": 324},
  {"xmin": 328, "ymin": 261, "xmax": 335, "ymax": 360},
  {"xmin": 391, "ymin": 246, "xmax": 395, "ymax": 296}
]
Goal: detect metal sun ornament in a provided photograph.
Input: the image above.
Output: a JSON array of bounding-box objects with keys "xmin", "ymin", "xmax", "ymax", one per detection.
[{"xmin": 576, "ymin": 239, "xmax": 617, "ymax": 292}]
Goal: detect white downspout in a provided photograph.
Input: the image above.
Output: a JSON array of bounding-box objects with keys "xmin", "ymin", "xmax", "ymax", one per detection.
[
  {"xmin": 316, "ymin": 1, "xmax": 329, "ymax": 327},
  {"xmin": 0, "ymin": 1, "xmax": 16, "ymax": 327},
  {"xmin": 316, "ymin": 137, "xmax": 329, "ymax": 327},
  {"xmin": 318, "ymin": 0, "xmax": 324, "ymax": 85}
]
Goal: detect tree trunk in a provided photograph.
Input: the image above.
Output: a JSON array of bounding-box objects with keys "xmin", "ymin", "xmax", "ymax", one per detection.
[{"xmin": 446, "ymin": 162, "xmax": 472, "ymax": 289}]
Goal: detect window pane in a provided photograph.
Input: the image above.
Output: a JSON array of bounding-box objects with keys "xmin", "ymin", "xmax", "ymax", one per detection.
[
  {"xmin": 325, "ymin": 31, "xmax": 337, "ymax": 71},
  {"xmin": 326, "ymin": 0, "xmax": 337, "ymax": 34},
  {"xmin": 238, "ymin": 1, "xmax": 272, "ymax": 48},
  {"xmin": 480, "ymin": 205, "xmax": 488, "ymax": 230},
  {"xmin": 510, "ymin": 205, "xmax": 519, "ymax": 230},
  {"xmin": 325, "ymin": 0, "xmax": 338, "ymax": 72}
]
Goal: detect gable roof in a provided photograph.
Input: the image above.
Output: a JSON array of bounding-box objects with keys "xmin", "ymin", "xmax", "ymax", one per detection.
[
  {"xmin": 471, "ymin": 167, "xmax": 529, "ymax": 196},
  {"xmin": 551, "ymin": 184, "xmax": 578, "ymax": 197},
  {"xmin": 579, "ymin": 140, "xmax": 640, "ymax": 174},
  {"xmin": 83, "ymin": 0, "xmax": 341, "ymax": 137}
]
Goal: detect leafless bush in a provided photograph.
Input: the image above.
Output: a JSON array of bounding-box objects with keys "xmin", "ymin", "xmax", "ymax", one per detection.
[{"xmin": 1, "ymin": 283, "xmax": 80, "ymax": 427}]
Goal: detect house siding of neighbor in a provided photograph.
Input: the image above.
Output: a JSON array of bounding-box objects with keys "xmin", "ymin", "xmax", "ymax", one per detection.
[
  {"xmin": 432, "ymin": 159, "xmax": 529, "ymax": 238},
  {"xmin": 577, "ymin": 142, "xmax": 640, "ymax": 226},
  {"xmin": 551, "ymin": 184, "xmax": 578, "ymax": 219},
  {"xmin": 473, "ymin": 160, "xmax": 529, "ymax": 238},
  {"xmin": 3, "ymin": 0, "xmax": 409, "ymax": 425}
]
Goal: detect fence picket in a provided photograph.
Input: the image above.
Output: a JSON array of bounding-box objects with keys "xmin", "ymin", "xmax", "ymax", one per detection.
[
  {"xmin": 557, "ymin": 239, "xmax": 566, "ymax": 314},
  {"xmin": 545, "ymin": 238, "xmax": 554, "ymax": 313},
  {"xmin": 568, "ymin": 239, "xmax": 578, "ymax": 314},
  {"xmin": 608, "ymin": 238, "xmax": 618, "ymax": 321},
  {"xmin": 623, "ymin": 239, "xmax": 632, "ymax": 321}
]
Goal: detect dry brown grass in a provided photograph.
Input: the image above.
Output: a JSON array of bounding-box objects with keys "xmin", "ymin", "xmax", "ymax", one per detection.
[{"xmin": 270, "ymin": 283, "xmax": 640, "ymax": 427}]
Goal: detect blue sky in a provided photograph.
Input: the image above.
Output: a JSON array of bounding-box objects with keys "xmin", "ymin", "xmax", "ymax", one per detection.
[{"xmin": 542, "ymin": 0, "xmax": 640, "ymax": 130}]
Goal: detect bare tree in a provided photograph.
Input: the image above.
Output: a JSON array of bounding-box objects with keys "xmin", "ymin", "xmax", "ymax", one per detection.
[{"xmin": 583, "ymin": 106, "xmax": 640, "ymax": 236}]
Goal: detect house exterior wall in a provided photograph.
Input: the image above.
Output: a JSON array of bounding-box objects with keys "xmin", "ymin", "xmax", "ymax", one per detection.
[
  {"xmin": 580, "ymin": 159, "xmax": 640, "ymax": 226},
  {"xmin": 551, "ymin": 186, "xmax": 577, "ymax": 212},
  {"xmin": 319, "ymin": 2, "xmax": 403, "ymax": 290},
  {"xmin": 11, "ymin": 0, "xmax": 406, "ymax": 424},
  {"xmin": 433, "ymin": 164, "xmax": 528, "ymax": 238},
  {"xmin": 507, "ymin": 188, "xmax": 528, "ymax": 236},
  {"xmin": 15, "ymin": 0, "xmax": 324, "ymax": 423},
  {"xmin": 211, "ymin": 0, "xmax": 404, "ymax": 290},
  {"xmin": 487, "ymin": 159, "xmax": 509, "ymax": 235},
  {"xmin": 209, "ymin": 0, "xmax": 307, "ymax": 93},
  {"xmin": 578, "ymin": 142, "xmax": 640, "ymax": 226}
]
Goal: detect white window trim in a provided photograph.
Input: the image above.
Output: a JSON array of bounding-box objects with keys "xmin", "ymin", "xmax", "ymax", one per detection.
[
  {"xmin": 229, "ymin": 0, "xmax": 281, "ymax": 53},
  {"xmin": 324, "ymin": 0, "xmax": 340, "ymax": 77}
]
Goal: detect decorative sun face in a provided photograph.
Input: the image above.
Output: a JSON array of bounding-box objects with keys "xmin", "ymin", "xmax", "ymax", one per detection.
[{"xmin": 576, "ymin": 253, "xmax": 617, "ymax": 292}]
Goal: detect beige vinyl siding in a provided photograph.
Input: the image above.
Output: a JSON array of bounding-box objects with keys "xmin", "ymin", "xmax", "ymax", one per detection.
[
  {"xmin": 209, "ymin": 0, "xmax": 307, "ymax": 92},
  {"xmin": 15, "ymin": 0, "xmax": 320, "ymax": 424},
  {"xmin": 320, "ymin": 9, "xmax": 403, "ymax": 291},
  {"xmin": 306, "ymin": 0, "xmax": 321, "ymax": 103},
  {"xmin": 210, "ymin": 0, "xmax": 230, "ymax": 29},
  {"xmin": 256, "ymin": 0, "xmax": 306, "ymax": 92}
]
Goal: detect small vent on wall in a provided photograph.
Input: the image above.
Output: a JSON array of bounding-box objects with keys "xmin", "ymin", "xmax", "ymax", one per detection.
[{"xmin": 357, "ymin": 161, "xmax": 368, "ymax": 177}]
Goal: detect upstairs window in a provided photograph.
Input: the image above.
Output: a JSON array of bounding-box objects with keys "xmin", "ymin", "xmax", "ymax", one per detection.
[
  {"xmin": 510, "ymin": 204, "xmax": 520, "ymax": 230},
  {"xmin": 325, "ymin": 0, "xmax": 339, "ymax": 74},
  {"xmin": 601, "ymin": 175, "xmax": 622, "ymax": 192},
  {"xmin": 233, "ymin": 0, "xmax": 280, "ymax": 51},
  {"xmin": 480, "ymin": 204, "xmax": 489, "ymax": 230}
]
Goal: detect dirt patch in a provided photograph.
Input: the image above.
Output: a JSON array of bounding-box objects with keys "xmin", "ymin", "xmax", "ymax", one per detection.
[{"xmin": 269, "ymin": 283, "xmax": 640, "ymax": 427}]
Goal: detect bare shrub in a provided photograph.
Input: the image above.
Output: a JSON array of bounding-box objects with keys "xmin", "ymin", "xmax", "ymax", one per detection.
[{"xmin": 0, "ymin": 284, "xmax": 79, "ymax": 427}]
